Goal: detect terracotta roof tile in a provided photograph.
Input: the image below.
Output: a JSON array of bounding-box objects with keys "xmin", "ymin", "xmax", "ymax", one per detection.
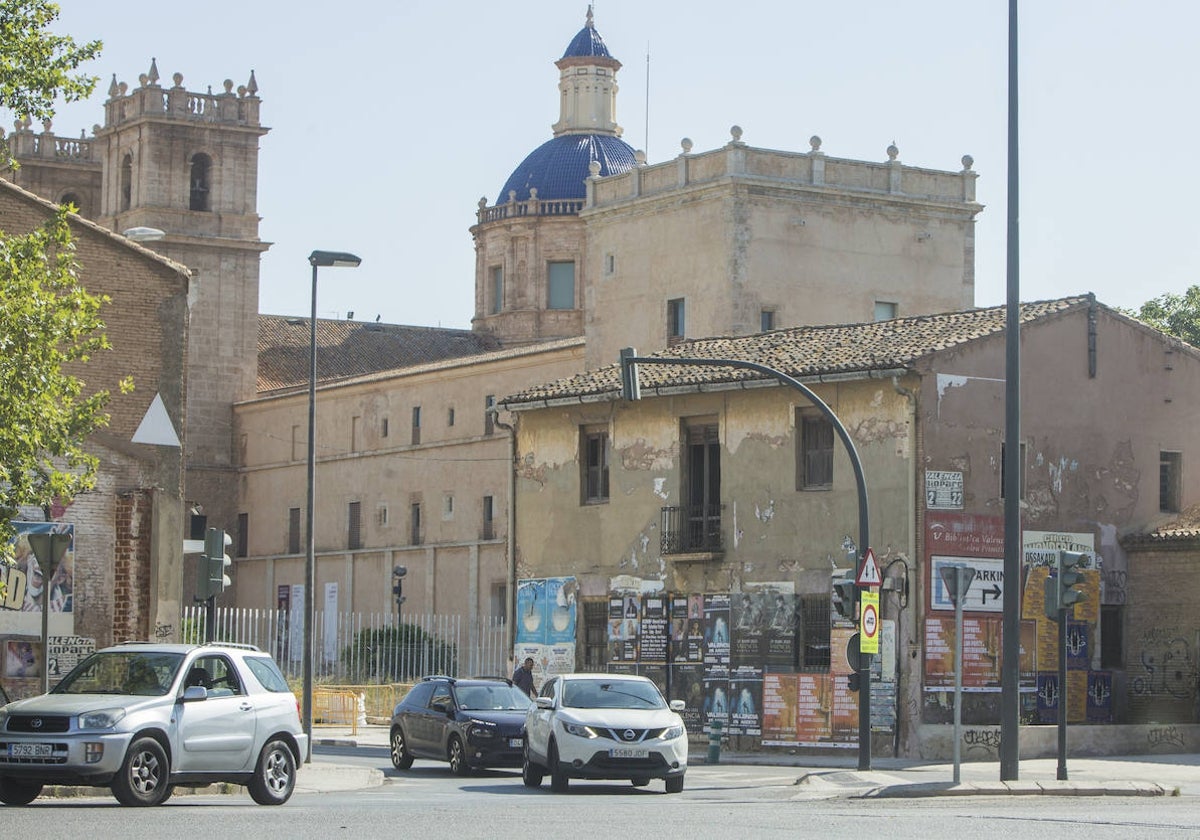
[
  {"xmin": 257, "ymin": 316, "xmax": 502, "ymax": 394},
  {"xmin": 502, "ymin": 297, "xmax": 1090, "ymax": 407}
]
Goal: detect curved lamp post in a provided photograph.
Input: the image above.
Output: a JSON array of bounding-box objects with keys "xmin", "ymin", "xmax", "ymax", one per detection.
[{"xmin": 302, "ymin": 250, "xmax": 361, "ymax": 762}]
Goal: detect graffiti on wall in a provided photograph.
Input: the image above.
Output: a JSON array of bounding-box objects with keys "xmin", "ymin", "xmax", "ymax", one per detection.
[{"xmin": 1131, "ymin": 629, "xmax": 1197, "ymax": 700}]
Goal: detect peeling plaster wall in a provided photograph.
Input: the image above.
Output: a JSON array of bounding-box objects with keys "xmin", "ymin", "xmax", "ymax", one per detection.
[{"xmin": 513, "ymin": 381, "xmax": 915, "ymax": 598}]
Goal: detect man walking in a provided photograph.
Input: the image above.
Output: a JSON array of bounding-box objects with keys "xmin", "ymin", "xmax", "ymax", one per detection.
[{"xmin": 512, "ymin": 656, "xmax": 536, "ymax": 698}]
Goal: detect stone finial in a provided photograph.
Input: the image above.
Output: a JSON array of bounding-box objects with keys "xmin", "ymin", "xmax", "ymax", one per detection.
[
  {"xmin": 80, "ymin": 129, "xmax": 86, "ymax": 139},
  {"xmin": 223, "ymin": 79, "xmax": 234, "ymax": 94},
  {"xmin": 508, "ymin": 190, "xmax": 517, "ymax": 203},
  {"xmin": 588, "ymin": 160, "xmax": 601, "ymax": 177},
  {"xmin": 887, "ymin": 141, "xmax": 899, "ymax": 161},
  {"xmin": 108, "ymin": 74, "xmax": 120, "ymax": 97},
  {"xmin": 680, "ymin": 137, "xmax": 693, "ymax": 154},
  {"xmin": 21, "ymin": 115, "xmax": 31, "ymax": 130},
  {"xmin": 92, "ymin": 123, "xmax": 101, "ymax": 136},
  {"xmin": 810, "ymin": 135, "xmax": 822, "ymax": 152},
  {"xmin": 530, "ymin": 187, "xmax": 540, "ymax": 199},
  {"xmin": 730, "ymin": 125, "xmax": 743, "ymax": 143},
  {"xmin": 207, "ymin": 85, "xmax": 214, "ymax": 96},
  {"xmin": 961, "ymin": 154, "xmax": 974, "ymax": 171},
  {"xmin": 138, "ymin": 74, "xmax": 148, "ymax": 88},
  {"xmin": 41, "ymin": 119, "xmax": 52, "ymax": 134},
  {"xmin": 478, "ymin": 196, "xmax": 488, "ymax": 209},
  {"xmin": 634, "ymin": 149, "xmax": 647, "ymax": 165},
  {"xmin": 172, "ymin": 72, "xmax": 184, "ymax": 89},
  {"xmin": 237, "ymin": 85, "xmax": 247, "ymax": 97},
  {"xmin": 586, "ymin": 4, "xmax": 594, "ymax": 27},
  {"xmin": 148, "ymin": 58, "xmax": 160, "ymax": 85},
  {"xmin": 119, "ymin": 82, "xmax": 128, "ymax": 96},
  {"xmin": 247, "ymin": 70, "xmax": 258, "ymax": 96}
]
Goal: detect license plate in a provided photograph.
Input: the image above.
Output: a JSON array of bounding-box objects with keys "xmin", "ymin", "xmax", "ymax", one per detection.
[
  {"xmin": 508, "ymin": 738, "xmax": 523, "ymax": 748},
  {"xmin": 608, "ymin": 747, "xmax": 649, "ymax": 759},
  {"xmin": 9, "ymin": 743, "xmax": 52, "ymax": 758}
]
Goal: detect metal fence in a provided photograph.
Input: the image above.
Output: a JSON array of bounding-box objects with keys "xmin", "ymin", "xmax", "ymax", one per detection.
[{"xmin": 180, "ymin": 606, "xmax": 509, "ymax": 683}]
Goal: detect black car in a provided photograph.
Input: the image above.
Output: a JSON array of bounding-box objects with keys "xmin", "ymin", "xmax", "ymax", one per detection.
[{"xmin": 389, "ymin": 676, "xmax": 532, "ymax": 775}]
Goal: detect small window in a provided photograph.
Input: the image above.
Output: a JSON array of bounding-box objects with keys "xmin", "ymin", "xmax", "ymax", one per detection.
[
  {"xmin": 491, "ymin": 266, "xmax": 504, "ymax": 314},
  {"xmin": 1000, "ymin": 441, "xmax": 1027, "ymax": 500},
  {"xmin": 443, "ymin": 494, "xmax": 455, "ymax": 520},
  {"xmin": 1100, "ymin": 604, "xmax": 1123, "ymax": 669},
  {"xmin": 482, "ymin": 495, "xmax": 496, "ymax": 540},
  {"xmin": 548, "ymin": 261, "xmax": 576, "ymax": 310},
  {"xmin": 1160, "ymin": 451, "xmax": 1182, "ymax": 513},
  {"xmin": 292, "ymin": 425, "xmax": 302, "ymax": 461},
  {"xmin": 411, "ymin": 406, "xmax": 421, "ymax": 445},
  {"xmin": 874, "ymin": 301, "xmax": 898, "ymax": 321},
  {"xmin": 760, "ymin": 309, "xmax": 776, "ymax": 332},
  {"xmin": 351, "ymin": 415, "xmax": 361, "ymax": 452},
  {"xmin": 796, "ymin": 410, "xmax": 834, "ymax": 490},
  {"xmin": 410, "ymin": 503, "xmax": 422, "ymax": 546},
  {"xmin": 287, "ymin": 507, "xmax": 301, "ymax": 555},
  {"xmin": 485, "ymin": 395, "xmax": 496, "ymax": 436},
  {"xmin": 189, "ymin": 152, "xmax": 211, "ymax": 212},
  {"xmin": 581, "ymin": 428, "xmax": 610, "ymax": 504},
  {"xmin": 668, "ymin": 298, "xmax": 685, "ymax": 346},
  {"xmin": 120, "ymin": 153, "xmax": 133, "ymax": 211},
  {"xmin": 605, "ymin": 253, "xmax": 616, "ymax": 275},
  {"xmin": 448, "ymin": 407, "xmax": 456, "ymax": 427},
  {"xmin": 348, "ymin": 501, "xmax": 363, "ymax": 550},
  {"xmin": 377, "ymin": 505, "xmax": 389, "ymax": 527},
  {"xmin": 236, "ymin": 513, "xmax": 248, "ymax": 558},
  {"xmin": 490, "ymin": 581, "xmax": 507, "ymax": 619},
  {"xmin": 381, "ymin": 417, "xmax": 389, "ymax": 438}
]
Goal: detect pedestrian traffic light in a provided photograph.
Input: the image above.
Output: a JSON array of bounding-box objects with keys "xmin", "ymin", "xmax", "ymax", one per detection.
[
  {"xmin": 832, "ymin": 570, "xmax": 857, "ymax": 621},
  {"xmin": 1057, "ymin": 550, "xmax": 1086, "ymax": 611},
  {"xmin": 203, "ymin": 527, "xmax": 232, "ymax": 598}
]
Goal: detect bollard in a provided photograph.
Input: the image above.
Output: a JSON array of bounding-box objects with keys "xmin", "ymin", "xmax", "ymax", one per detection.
[{"xmin": 707, "ymin": 719, "xmax": 722, "ymax": 764}]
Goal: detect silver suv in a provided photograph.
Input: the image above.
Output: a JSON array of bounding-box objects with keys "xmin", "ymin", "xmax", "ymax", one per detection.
[{"xmin": 0, "ymin": 641, "xmax": 307, "ymax": 807}]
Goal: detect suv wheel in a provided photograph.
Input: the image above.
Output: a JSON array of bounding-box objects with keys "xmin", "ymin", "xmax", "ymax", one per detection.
[
  {"xmin": 631, "ymin": 776, "xmax": 650, "ymax": 787},
  {"xmin": 522, "ymin": 755, "xmax": 544, "ymax": 788},
  {"xmin": 548, "ymin": 741, "xmax": 569, "ymax": 793},
  {"xmin": 112, "ymin": 736, "xmax": 171, "ymax": 806},
  {"xmin": 665, "ymin": 775, "xmax": 685, "ymax": 794},
  {"xmin": 390, "ymin": 726, "xmax": 414, "ymax": 770},
  {"xmin": 447, "ymin": 735, "xmax": 471, "ymax": 776},
  {"xmin": 248, "ymin": 739, "xmax": 297, "ymax": 805},
  {"xmin": 0, "ymin": 777, "xmax": 43, "ymax": 805}
]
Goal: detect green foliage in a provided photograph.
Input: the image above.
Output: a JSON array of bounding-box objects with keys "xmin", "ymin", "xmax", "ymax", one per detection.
[
  {"xmin": 1125, "ymin": 285, "xmax": 1200, "ymax": 348},
  {"xmin": 0, "ymin": 208, "xmax": 124, "ymax": 556},
  {"xmin": 0, "ymin": 1, "xmax": 101, "ymax": 121},
  {"xmin": 341, "ymin": 624, "xmax": 458, "ymax": 683}
]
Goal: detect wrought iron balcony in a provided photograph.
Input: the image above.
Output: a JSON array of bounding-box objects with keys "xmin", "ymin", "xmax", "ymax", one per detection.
[{"xmin": 660, "ymin": 504, "xmax": 724, "ymax": 555}]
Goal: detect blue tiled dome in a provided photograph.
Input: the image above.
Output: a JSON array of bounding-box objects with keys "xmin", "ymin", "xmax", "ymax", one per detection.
[
  {"xmin": 498, "ymin": 134, "xmax": 636, "ymax": 203},
  {"xmin": 562, "ymin": 20, "xmax": 611, "ymax": 60}
]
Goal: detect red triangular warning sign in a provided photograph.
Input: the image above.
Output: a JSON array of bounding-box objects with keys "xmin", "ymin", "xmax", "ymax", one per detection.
[{"xmin": 856, "ymin": 548, "xmax": 882, "ymax": 586}]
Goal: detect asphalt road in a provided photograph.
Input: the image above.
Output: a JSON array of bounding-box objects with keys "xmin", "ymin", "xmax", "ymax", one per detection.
[{"xmin": 4, "ymin": 746, "xmax": 1199, "ymax": 838}]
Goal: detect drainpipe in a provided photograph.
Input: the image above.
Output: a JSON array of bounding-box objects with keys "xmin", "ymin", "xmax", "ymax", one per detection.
[
  {"xmin": 891, "ymin": 375, "xmax": 919, "ymax": 758},
  {"xmin": 491, "ymin": 410, "xmax": 518, "ymax": 656}
]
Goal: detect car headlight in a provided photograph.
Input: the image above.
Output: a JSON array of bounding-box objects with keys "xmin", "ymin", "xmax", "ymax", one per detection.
[
  {"xmin": 663, "ymin": 724, "xmax": 685, "ymax": 740},
  {"xmin": 467, "ymin": 720, "xmax": 496, "ymax": 739},
  {"xmin": 562, "ymin": 721, "xmax": 598, "ymax": 739},
  {"xmin": 78, "ymin": 708, "xmax": 127, "ymax": 730}
]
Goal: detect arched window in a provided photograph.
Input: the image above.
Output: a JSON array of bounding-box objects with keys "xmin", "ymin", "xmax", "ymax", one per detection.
[
  {"xmin": 120, "ymin": 154, "xmax": 133, "ymax": 211},
  {"xmin": 189, "ymin": 152, "xmax": 211, "ymax": 211}
]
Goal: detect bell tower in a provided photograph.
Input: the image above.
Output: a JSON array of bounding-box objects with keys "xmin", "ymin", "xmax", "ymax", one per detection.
[{"xmin": 94, "ymin": 59, "xmax": 270, "ymax": 538}]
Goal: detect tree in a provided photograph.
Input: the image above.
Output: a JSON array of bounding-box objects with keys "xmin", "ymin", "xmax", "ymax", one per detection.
[
  {"xmin": 1126, "ymin": 286, "xmax": 1200, "ymax": 348},
  {"xmin": 1, "ymin": 0, "xmax": 101, "ymax": 156},
  {"xmin": 0, "ymin": 209, "xmax": 130, "ymax": 559}
]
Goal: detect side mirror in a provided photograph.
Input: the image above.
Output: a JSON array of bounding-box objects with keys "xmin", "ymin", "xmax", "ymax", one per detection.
[
  {"xmin": 535, "ymin": 696, "xmax": 553, "ymax": 710},
  {"xmin": 182, "ymin": 685, "xmax": 208, "ymax": 702},
  {"xmin": 669, "ymin": 699, "xmax": 686, "ymax": 712}
]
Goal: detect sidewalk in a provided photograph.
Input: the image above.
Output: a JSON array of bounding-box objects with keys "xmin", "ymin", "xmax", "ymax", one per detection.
[{"xmin": 308, "ymin": 723, "xmax": 1196, "ymax": 799}]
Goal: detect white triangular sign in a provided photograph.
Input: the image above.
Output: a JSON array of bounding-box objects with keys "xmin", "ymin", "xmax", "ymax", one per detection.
[
  {"xmin": 856, "ymin": 548, "xmax": 882, "ymax": 586},
  {"xmin": 132, "ymin": 393, "xmax": 181, "ymax": 447}
]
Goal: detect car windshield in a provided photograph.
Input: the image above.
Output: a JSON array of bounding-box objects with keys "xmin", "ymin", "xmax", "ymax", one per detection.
[
  {"xmin": 455, "ymin": 683, "xmax": 533, "ymax": 711},
  {"xmin": 51, "ymin": 651, "xmax": 185, "ymax": 697},
  {"xmin": 562, "ymin": 679, "xmax": 666, "ymax": 710}
]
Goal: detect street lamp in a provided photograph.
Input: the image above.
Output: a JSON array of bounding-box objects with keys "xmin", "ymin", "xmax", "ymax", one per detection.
[{"xmin": 303, "ymin": 249, "xmax": 361, "ymax": 763}]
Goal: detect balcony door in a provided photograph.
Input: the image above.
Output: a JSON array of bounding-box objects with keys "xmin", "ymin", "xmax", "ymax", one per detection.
[{"xmin": 684, "ymin": 421, "xmax": 721, "ymax": 550}]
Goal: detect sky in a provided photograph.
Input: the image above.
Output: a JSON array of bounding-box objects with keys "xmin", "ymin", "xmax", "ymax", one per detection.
[{"xmin": 38, "ymin": 1, "xmax": 1200, "ymax": 330}]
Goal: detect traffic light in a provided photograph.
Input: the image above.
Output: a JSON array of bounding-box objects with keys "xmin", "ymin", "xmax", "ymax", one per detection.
[
  {"xmin": 1057, "ymin": 550, "xmax": 1086, "ymax": 611},
  {"xmin": 847, "ymin": 672, "xmax": 861, "ymax": 693},
  {"xmin": 202, "ymin": 527, "xmax": 232, "ymax": 599},
  {"xmin": 832, "ymin": 570, "xmax": 857, "ymax": 621},
  {"xmin": 392, "ymin": 565, "xmax": 407, "ymax": 609}
]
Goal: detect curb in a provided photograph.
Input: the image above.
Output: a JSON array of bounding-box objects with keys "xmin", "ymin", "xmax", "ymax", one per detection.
[{"xmin": 861, "ymin": 780, "xmax": 1170, "ymax": 798}]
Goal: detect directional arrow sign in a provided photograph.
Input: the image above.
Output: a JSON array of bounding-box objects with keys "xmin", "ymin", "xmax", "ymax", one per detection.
[
  {"xmin": 856, "ymin": 548, "xmax": 882, "ymax": 587},
  {"xmin": 930, "ymin": 556, "xmax": 1005, "ymax": 612}
]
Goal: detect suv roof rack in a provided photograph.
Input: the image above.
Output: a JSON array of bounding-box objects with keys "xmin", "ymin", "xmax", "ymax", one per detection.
[
  {"xmin": 201, "ymin": 641, "xmax": 262, "ymax": 652},
  {"xmin": 421, "ymin": 674, "xmax": 456, "ymax": 682}
]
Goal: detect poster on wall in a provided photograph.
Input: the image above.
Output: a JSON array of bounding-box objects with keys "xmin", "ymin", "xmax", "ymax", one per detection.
[
  {"xmin": 514, "ymin": 578, "xmax": 577, "ymax": 684},
  {"xmin": 607, "ymin": 594, "xmax": 639, "ymax": 662},
  {"xmin": 703, "ymin": 594, "xmax": 730, "ymax": 665},
  {"xmin": 639, "ymin": 594, "xmax": 669, "ymax": 663},
  {"xmin": 1086, "ymin": 671, "xmax": 1113, "ymax": 723},
  {"xmin": 544, "ymin": 577, "xmax": 577, "ymax": 645},
  {"xmin": 4, "ymin": 640, "xmax": 41, "ymax": 677},
  {"xmin": 1, "ymin": 522, "xmax": 76, "ymax": 637},
  {"xmin": 670, "ymin": 594, "xmax": 704, "ymax": 662},
  {"xmin": 670, "ymin": 662, "xmax": 705, "ymax": 733},
  {"xmin": 47, "ymin": 635, "xmax": 95, "ymax": 678},
  {"xmin": 516, "ymin": 578, "xmax": 548, "ymax": 645},
  {"xmin": 731, "ymin": 592, "xmax": 767, "ymax": 665},
  {"xmin": 727, "ymin": 665, "xmax": 762, "ymax": 736},
  {"xmin": 702, "ymin": 663, "xmax": 730, "ymax": 733}
]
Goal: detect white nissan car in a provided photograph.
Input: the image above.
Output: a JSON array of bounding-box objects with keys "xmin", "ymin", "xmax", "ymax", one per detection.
[{"xmin": 522, "ymin": 673, "xmax": 687, "ymax": 793}]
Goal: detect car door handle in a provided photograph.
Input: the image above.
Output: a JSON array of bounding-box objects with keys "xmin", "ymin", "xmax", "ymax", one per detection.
[{"xmin": 239, "ymin": 702, "xmax": 253, "ymax": 712}]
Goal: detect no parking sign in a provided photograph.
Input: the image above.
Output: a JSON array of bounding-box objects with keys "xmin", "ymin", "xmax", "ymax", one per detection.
[{"xmin": 859, "ymin": 590, "xmax": 879, "ymax": 654}]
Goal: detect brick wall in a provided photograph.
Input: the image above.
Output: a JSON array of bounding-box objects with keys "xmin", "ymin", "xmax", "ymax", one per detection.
[{"xmin": 112, "ymin": 490, "xmax": 154, "ymax": 643}]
